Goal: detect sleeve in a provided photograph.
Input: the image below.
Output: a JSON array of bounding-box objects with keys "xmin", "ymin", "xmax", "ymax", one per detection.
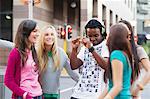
[
  {"xmin": 64, "ymin": 60, "xmax": 79, "ymax": 82},
  {"xmin": 77, "ymin": 46, "xmax": 85, "ymax": 62},
  {"xmin": 101, "ymin": 41, "xmax": 109, "ymax": 58},
  {"xmin": 4, "ymin": 49, "xmax": 25, "ymax": 96},
  {"xmin": 110, "ymin": 50, "xmax": 124, "ymax": 62},
  {"xmin": 60, "ymin": 48, "xmax": 79, "ymax": 82},
  {"xmin": 137, "ymin": 46, "xmax": 149, "ymax": 60}
]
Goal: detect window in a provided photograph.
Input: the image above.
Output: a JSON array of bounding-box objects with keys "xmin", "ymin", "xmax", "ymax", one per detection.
[
  {"xmin": 0, "ymin": 0, "xmax": 13, "ymax": 41},
  {"xmin": 53, "ymin": 0, "xmax": 63, "ymax": 20},
  {"xmin": 92, "ymin": 0, "xmax": 98, "ymax": 17},
  {"xmin": 116, "ymin": 15, "xmax": 118, "ymax": 23},
  {"xmin": 110, "ymin": 10, "xmax": 113, "ymax": 26},
  {"xmin": 102, "ymin": 5, "xmax": 106, "ymax": 27}
]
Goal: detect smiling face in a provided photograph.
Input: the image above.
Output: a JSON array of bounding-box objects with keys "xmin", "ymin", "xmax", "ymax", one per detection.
[
  {"xmin": 43, "ymin": 28, "xmax": 55, "ymax": 46},
  {"xmin": 86, "ymin": 28, "xmax": 103, "ymax": 46},
  {"xmin": 28, "ymin": 25, "xmax": 39, "ymax": 44}
]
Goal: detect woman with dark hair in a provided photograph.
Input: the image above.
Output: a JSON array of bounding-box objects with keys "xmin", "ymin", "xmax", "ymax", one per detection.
[
  {"xmin": 119, "ymin": 20, "xmax": 150, "ymax": 99},
  {"xmin": 104, "ymin": 23, "xmax": 133, "ymax": 99},
  {"xmin": 4, "ymin": 20, "xmax": 43, "ymax": 99}
]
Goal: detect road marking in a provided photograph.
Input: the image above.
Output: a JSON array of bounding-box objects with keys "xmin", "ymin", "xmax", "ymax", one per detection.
[{"xmin": 60, "ymin": 87, "xmax": 73, "ymax": 93}]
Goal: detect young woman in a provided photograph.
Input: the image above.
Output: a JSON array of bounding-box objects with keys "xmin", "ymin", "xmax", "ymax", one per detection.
[
  {"xmin": 37, "ymin": 25, "xmax": 79, "ymax": 99},
  {"xmin": 4, "ymin": 20, "xmax": 42, "ymax": 99},
  {"xmin": 104, "ymin": 23, "xmax": 133, "ymax": 99},
  {"xmin": 119, "ymin": 20, "xmax": 150, "ymax": 99}
]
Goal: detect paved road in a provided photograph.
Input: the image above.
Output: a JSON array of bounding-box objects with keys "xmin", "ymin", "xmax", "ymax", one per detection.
[
  {"xmin": 60, "ymin": 76, "xmax": 76, "ymax": 99},
  {"xmin": 60, "ymin": 77, "xmax": 150, "ymax": 99}
]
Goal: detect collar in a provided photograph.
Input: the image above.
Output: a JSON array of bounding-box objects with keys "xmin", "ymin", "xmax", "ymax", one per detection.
[{"xmin": 48, "ymin": 51, "xmax": 52, "ymax": 57}]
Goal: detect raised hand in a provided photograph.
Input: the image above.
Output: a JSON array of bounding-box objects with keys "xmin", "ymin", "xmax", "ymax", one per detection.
[
  {"xmin": 82, "ymin": 38, "xmax": 93, "ymax": 48},
  {"xmin": 71, "ymin": 37, "xmax": 81, "ymax": 50}
]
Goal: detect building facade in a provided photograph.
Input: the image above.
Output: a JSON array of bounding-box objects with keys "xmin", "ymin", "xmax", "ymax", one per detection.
[
  {"xmin": 0, "ymin": 0, "xmax": 137, "ymax": 46},
  {"xmin": 137, "ymin": 0, "xmax": 150, "ymax": 34},
  {"xmin": 0, "ymin": 0, "xmax": 137, "ymax": 98}
]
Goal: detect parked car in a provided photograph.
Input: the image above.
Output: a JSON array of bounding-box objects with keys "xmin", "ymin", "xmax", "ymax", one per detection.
[
  {"xmin": 0, "ymin": 39, "xmax": 14, "ymax": 66},
  {"xmin": 137, "ymin": 33, "xmax": 150, "ymax": 45}
]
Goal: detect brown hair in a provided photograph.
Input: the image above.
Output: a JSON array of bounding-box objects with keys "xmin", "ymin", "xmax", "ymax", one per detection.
[
  {"xmin": 119, "ymin": 20, "xmax": 140, "ymax": 81},
  {"xmin": 15, "ymin": 20, "xmax": 39, "ymax": 68},
  {"xmin": 107, "ymin": 23, "xmax": 133, "ymax": 79}
]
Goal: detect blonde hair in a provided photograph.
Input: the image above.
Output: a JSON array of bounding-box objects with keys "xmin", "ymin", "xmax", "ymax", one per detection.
[{"xmin": 37, "ymin": 25, "xmax": 60, "ymax": 73}]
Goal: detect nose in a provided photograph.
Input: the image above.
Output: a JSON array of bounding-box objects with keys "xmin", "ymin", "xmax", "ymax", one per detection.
[
  {"xmin": 89, "ymin": 37, "xmax": 95, "ymax": 42},
  {"xmin": 35, "ymin": 32, "xmax": 39, "ymax": 37}
]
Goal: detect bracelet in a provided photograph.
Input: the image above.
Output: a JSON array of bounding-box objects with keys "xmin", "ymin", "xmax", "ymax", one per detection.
[
  {"xmin": 88, "ymin": 46, "xmax": 94, "ymax": 53},
  {"xmin": 137, "ymin": 83, "xmax": 144, "ymax": 90},
  {"xmin": 23, "ymin": 92, "xmax": 28, "ymax": 99}
]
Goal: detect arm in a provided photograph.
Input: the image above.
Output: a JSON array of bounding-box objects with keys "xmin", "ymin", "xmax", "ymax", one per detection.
[
  {"xmin": 131, "ymin": 58, "xmax": 150, "ymax": 96},
  {"xmin": 98, "ymin": 85, "xmax": 108, "ymax": 99},
  {"xmin": 70, "ymin": 48, "xmax": 83, "ymax": 70},
  {"xmin": 82, "ymin": 38, "xmax": 108, "ymax": 70},
  {"xmin": 4, "ymin": 49, "xmax": 28, "ymax": 97},
  {"xmin": 131, "ymin": 46, "xmax": 150, "ymax": 97},
  {"xmin": 105, "ymin": 60, "xmax": 123, "ymax": 99},
  {"xmin": 140, "ymin": 58, "xmax": 150, "ymax": 86},
  {"xmin": 91, "ymin": 50, "xmax": 108, "ymax": 70},
  {"xmin": 64, "ymin": 60, "xmax": 79, "ymax": 82},
  {"xmin": 70, "ymin": 38, "xmax": 83, "ymax": 70}
]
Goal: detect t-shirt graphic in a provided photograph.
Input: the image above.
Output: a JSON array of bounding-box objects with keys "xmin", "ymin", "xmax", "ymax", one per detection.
[{"xmin": 72, "ymin": 40, "xmax": 109, "ymax": 99}]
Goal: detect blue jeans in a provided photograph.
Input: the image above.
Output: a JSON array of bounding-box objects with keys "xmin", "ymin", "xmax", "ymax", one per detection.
[{"xmin": 17, "ymin": 95, "xmax": 43, "ymax": 99}]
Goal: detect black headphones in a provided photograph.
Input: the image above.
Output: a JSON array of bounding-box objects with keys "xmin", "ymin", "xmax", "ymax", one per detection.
[{"xmin": 84, "ymin": 19, "xmax": 107, "ymax": 40}]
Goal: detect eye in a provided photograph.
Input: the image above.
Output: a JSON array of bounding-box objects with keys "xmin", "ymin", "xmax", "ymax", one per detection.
[
  {"xmin": 51, "ymin": 33, "xmax": 54, "ymax": 36},
  {"xmin": 45, "ymin": 33, "xmax": 49, "ymax": 36},
  {"xmin": 94, "ymin": 34, "xmax": 99, "ymax": 37},
  {"xmin": 33, "ymin": 29, "xmax": 38, "ymax": 32}
]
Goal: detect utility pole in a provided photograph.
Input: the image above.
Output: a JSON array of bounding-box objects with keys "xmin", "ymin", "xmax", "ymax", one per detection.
[
  {"xmin": 21, "ymin": 0, "xmax": 40, "ymax": 19},
  {"xmin": 28, "ymin": 0, "xmax": 33, "ymax": 19}
]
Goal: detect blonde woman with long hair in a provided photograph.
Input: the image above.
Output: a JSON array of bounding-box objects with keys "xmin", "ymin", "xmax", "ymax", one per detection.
[{"xmin": 37, "ymin": 25, "xmax": 79, "ymax": 99}]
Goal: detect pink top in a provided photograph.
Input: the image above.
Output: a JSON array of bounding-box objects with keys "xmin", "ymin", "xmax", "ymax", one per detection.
[
  {"xmin": 20, "ymin": 50, "xmax": 42, "ymax": 97},
  {"xmin": 4, "ymin": 48, "xmax": 42, "ymax": 98}
]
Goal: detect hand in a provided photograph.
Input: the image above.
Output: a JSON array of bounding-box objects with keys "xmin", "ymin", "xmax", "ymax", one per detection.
[
  {"xmin": 71, "ymin": 37, "xmax": 81, "ymax": 50},
  {"xmin": 82, "ymin": 38, "xmax": 93, "ymax": 48},
  {"xmin": 104, "ymin": 94, "xmax": 112, "ymax": 99},
  {"xmin": 131, "ymin": 85, "xmax": 141, "ymax": 97},
  {"xmin": 26, "ymin": 93, "xmax": 32, "ymax": 99},
  {"xmin": 132, "ymin": 96, "xmax": 141, "ymax": 99}
]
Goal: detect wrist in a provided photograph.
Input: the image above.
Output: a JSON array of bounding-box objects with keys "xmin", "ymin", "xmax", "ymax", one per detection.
[
  {"xmin": 88, "ymin": 46, "xmax": 94, "ymax": 53},
  {"xmin": 23, "ymin": 92, "xmax": 28, "ymax": 99},
  {"xmin": 137, "ymin": 83, "xmax": 144, "ymax": 90},
  {"xmin": 72, "ymin": 48, "xmax": 78, "ymax": 52}
]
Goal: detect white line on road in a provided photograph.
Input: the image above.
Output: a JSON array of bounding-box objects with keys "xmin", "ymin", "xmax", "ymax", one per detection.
[{"xmin": 60, "ymin": 87, "xmax": 73, "ymax": 93}]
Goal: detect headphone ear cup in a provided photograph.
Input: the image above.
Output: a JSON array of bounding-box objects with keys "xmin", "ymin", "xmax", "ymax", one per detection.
[
  {"xmin": 83, "ymin": 29, "xmax": 87, "ymax": 38},
  {"xmin": 102, "ymin": 27, "xmax": 107, "ymax": 39}
]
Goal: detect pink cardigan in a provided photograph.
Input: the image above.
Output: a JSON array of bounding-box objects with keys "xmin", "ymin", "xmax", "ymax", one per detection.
[{"xmin": 4, "ymin": 48, "xmax": 31, "ymax": 98}]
